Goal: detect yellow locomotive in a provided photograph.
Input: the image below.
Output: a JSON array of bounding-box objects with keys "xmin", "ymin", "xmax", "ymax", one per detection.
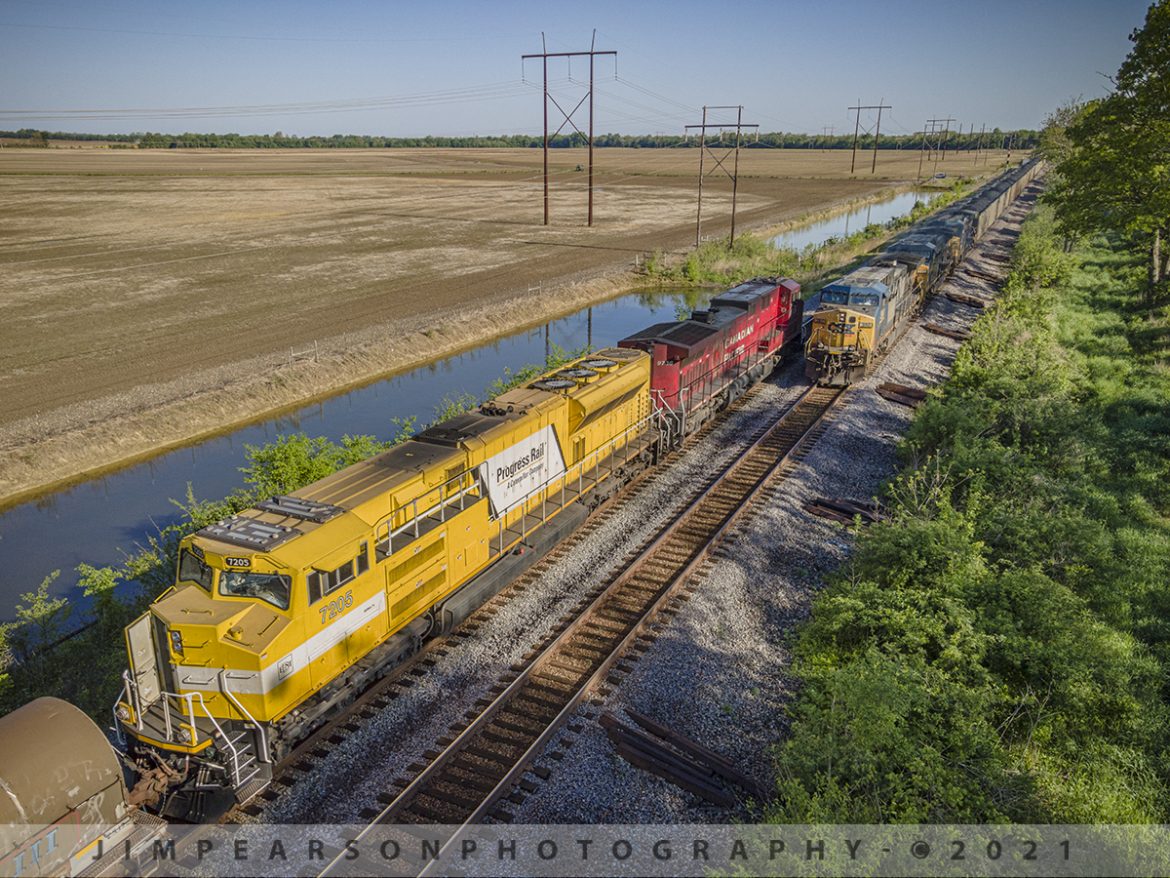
[{"xmin": 115, "ymin": 348, "xmax": 657, "ymax": 817}]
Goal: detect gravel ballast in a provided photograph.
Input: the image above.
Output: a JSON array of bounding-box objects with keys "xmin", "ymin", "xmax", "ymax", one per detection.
[{"xmin": 508, "ymin": 190, "xmax": 1041, "ymax": 825}]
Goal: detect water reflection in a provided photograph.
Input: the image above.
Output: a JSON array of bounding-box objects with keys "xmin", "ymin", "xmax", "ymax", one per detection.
[{"xmin": 771, "ymin": 189, "xmax": 942, "ymax": 251}]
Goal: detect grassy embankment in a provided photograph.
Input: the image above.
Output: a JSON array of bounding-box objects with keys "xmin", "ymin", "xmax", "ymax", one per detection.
[
  {"xmin": 0, "ymin": 350, "xmax": 584, "ymax": 720},
  {"xmin": 768, "ymin": 206, "xmax": 1170, "ymax": 823},
  {"xmin": 641, "ymin": 179, "xmax": 973, "ymax": 292}
]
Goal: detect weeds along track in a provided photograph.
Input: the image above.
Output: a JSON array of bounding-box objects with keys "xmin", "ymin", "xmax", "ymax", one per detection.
[{"xmin": 317, "ymin": 384, "xmax": 844, "ymax": 871}]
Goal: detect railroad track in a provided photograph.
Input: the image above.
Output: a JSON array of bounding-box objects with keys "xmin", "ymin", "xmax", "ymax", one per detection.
[
  {"xmin": 225, "ymin": 378, "xmax": 779, "ymax": 823},
  {"xmin": 319, "ymin": 383, "xmax": 844, "ymax": 876}
]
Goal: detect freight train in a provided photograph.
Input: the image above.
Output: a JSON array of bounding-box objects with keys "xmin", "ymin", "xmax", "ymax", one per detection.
[
  {"xmin": 1, "ymin": 161, "xmax": 1038, "ymax": 843},
  {"xmin": 804, "ymin": 158, "xmax": 1040, "ymax": 384},
  {"xmin": 113, "ymin": 276, "xmax": 805, "ymax": 819}
]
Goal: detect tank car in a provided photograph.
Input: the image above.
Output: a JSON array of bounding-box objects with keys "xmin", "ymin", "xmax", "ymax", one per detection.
[{"xmin": 0, "ymin": 698, "xmax": 164, "ymax": 877}]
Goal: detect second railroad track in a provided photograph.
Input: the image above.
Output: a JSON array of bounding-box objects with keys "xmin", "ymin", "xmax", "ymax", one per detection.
[{"xmin": 320, "ymin": 383, "xmax": 844, "ymax": 873}]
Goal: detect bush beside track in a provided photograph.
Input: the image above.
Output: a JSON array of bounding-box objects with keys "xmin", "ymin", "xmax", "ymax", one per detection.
[{"xmin": 767, "ymin": 207, "xmax": 1170, "ymax": 823}]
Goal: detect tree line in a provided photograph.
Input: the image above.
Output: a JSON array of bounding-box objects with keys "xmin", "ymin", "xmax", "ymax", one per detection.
[
  {"xmin": 1039, "ymin": 0, "xmax": 1169, "ymax": 303},
  {"xmin": 2, "ymin": 128, "xmax": 1038, "ymax": 151},
  {"xmin": 769, "ymin": 1, "xmax": 1170, "ymax": 826}
]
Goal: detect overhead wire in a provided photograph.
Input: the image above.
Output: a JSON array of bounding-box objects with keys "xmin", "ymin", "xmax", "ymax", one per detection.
[
  {"xmin": 1, "ymin": 79, "xmax": 568, "ymax": 123},
  {"xmin": 0, "ymin": 20, "xmax": 532, "ymax": 44}
]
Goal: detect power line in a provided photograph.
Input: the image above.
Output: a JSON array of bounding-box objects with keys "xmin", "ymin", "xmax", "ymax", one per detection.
[
  {"xmin": 522, "ymin": 31, "xmax": 616, "ymax": 227},
  {"xmin": 0, "ymin": 20, "xmax": 530, "ymax": 44},
  {"xmin": 0, "ymin": 80, "xmax": 552, "ymax": 122},
  {"xmin": 685, "ymin": 105, "xmax": 758, "ymax": 247}
]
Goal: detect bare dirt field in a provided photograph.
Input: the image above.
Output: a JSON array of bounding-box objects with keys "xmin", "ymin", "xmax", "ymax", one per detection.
[{"xmin": 0, "ymin": 146, "xmax": 1013, "ymax": 506}]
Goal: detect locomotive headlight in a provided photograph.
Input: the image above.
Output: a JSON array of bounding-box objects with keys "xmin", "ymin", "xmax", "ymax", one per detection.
[
  {"xmin": 177, "ymin": 726, "xmax": 192, "ymax": 744},
  {"xmin": 116, "ymin": 704, "xmax": 131, "ymax": 722},
  {"xmin": 169, "ymin": 628, "xmax": 184, "ymax": 656}
]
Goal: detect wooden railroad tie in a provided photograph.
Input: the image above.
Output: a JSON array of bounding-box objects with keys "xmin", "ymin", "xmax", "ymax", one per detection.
[
  {"xmin": 601, "ymin": 709, "xmax": 769, "ymax": 806},
  {"xmin": 963, "ymin": 266, "xmax": 1004, "ymax": 286},
  {"xmin": 923, "ymin": 322, "xmax": 972, "ymax": 341},
  {"xmin": 875, "ymin": 382, "xmax": 928, "ymax": 408},
  {"xmin": 804, "ymin": 497, "xmax": 884, "ymax": 525},
  {"xmin": 946, "ymin": 291, "xmax": 993, "ymax": 309}
]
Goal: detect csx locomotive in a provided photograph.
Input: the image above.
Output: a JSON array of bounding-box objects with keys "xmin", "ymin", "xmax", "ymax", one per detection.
[{"xmin": 804, "ymin": 158, "xmax": 1040, "ymax": 384}]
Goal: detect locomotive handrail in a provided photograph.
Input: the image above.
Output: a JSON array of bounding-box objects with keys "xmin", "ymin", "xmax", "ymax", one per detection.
[
  {"xmin": 220, "ymin": 670, "xmax": 270, "ymax": 764},
  {"xmin": 376, "ymin": 477, "xmax": 481, "ymax": 556},
  {"xmin": 111, "ymin": 676, "xmax": 131, "ymax": 746}
]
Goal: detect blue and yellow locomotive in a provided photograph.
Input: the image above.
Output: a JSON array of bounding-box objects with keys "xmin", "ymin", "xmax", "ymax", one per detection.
[{"xmin": 805, "ymin": 159, "xmax": 1041, "ymax": 385}]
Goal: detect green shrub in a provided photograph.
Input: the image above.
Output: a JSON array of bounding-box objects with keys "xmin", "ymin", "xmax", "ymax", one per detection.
[{"xmin": 769, "ymin": 206, "xmax": 1170, "ymax": 824}]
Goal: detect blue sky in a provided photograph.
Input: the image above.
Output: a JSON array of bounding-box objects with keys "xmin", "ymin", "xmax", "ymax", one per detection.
[{"xmin": 0, "ymin": 0, "xmax": 1151, "ymax": 136}]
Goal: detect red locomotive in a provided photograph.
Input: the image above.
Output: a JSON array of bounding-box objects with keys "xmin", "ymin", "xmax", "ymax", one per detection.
[{"xmin": 619, "ymin": 276, "xmax": 802, "ymax": 436}]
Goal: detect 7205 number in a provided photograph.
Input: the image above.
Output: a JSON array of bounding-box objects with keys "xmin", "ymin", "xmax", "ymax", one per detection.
[{"xmin": 319, "ymin": 590, "xmax": 354, "ymax": 625}]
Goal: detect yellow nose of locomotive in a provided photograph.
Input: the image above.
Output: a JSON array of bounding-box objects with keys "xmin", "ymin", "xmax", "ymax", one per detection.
[
  {"xmin": 824, "ymin": 309, "xmax": 857, "ymax": 346},
  {"xmin": 804, "ymin": 307, "xmax": 872, "ymax": 386}
]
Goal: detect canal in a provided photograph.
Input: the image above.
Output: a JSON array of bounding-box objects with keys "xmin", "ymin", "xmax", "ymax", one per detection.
[{"xmin": 0, "ymin": 186, "xmax": 939, "ymax": 618}]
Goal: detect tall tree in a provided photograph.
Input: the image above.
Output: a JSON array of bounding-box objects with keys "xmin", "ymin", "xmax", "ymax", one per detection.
[{"xmin": 1049, "ymin": 1, "xmax": 1170, "ymax": 301}]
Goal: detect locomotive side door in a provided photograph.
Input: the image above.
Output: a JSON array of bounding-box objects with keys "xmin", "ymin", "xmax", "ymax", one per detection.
[{"xmin": 126, "ymin": 612, "xmax": 162, "ymax": 706}]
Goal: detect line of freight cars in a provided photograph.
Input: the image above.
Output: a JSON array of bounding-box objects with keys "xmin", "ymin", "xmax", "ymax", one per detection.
[
  {"xmin": 0, "ymin": 161, "xmax": 1039, "ymax": 875},
  {"xmin": 803, "ymin": 157, "xmax": 1041, "ymax": 383}
]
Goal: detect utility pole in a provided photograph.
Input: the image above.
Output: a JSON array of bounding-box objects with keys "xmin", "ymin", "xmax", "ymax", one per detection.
[
  {"xmin": 940, "ymin": 117, "xmax": 953, "ymax": 161},
  {"xmin": 976, "ymin": 123, "xmax": 986, "ymax": 165},
  {"xmin": 917, "ymin": 121, "xmax": 935, "ymax": 182},
  {"xmin": 685, "ymin": 106, "xmax": 758, "ymax": 247},
  {"xmin": 871, "ymin": 98, "xmax": 888, "ymax": 173},
  {"xmin": 522, "ymin": 31, "xmax": 616, "ymax": 226},
  {"xmin": 921, "ymin": 118, "xmax": 953, "ymax": 177},
  {"xmin": 821, "ymin": 125, "xmax": 835, "ymax": 152},
  {"xmin": 847, "ymin": 100, "xmax": 892, "ymax": 174}
]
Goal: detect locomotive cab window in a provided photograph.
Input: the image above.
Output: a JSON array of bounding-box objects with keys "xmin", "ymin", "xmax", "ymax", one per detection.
[
  {"xmin": 821, "ymin": 290, "xmax": 848, "ymax": 305},
  {"xmin": 178, "ymin": 548, "xmax": 214, "ymax": 591},
  {"xmin": 309, "ymin": 542, "xmax": 368, "ymax": 603},
  {"xmin": 220, "ymin": 570, "xmax": 291, "ymax": 611}
]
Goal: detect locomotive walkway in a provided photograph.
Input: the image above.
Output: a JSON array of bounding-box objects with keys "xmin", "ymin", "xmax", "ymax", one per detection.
[{"xmin": 318, "ymin": 383, "xmax": 845, "ymax": 876}]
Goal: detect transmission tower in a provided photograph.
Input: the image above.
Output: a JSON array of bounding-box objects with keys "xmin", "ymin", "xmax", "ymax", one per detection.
[
  {"xmin": 522, "ymin": 31, "xmax": 616, "ymax": 226},
  {"xmin": 685, "ymin": 105, "xmax": 759, "ymax": 247},
  {"xmin": 847, "ymin": 99, "xmax": 892, "ymax": 173}
]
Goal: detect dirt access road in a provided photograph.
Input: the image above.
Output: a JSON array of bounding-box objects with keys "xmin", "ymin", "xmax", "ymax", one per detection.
[{"xmin": 0, "ymin": 146, "xmax": 1010, "ymax": 506}]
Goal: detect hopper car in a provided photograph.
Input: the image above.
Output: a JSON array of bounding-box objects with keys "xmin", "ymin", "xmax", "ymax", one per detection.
[{"xmin": 804, "ymin": 158, "xmax": 1041, "ymax": 384}]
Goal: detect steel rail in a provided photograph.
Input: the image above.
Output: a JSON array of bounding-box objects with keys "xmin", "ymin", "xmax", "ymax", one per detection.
[{"xmin": 318, "ymin": 383, "xmax": 844, "ymax": 878}]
